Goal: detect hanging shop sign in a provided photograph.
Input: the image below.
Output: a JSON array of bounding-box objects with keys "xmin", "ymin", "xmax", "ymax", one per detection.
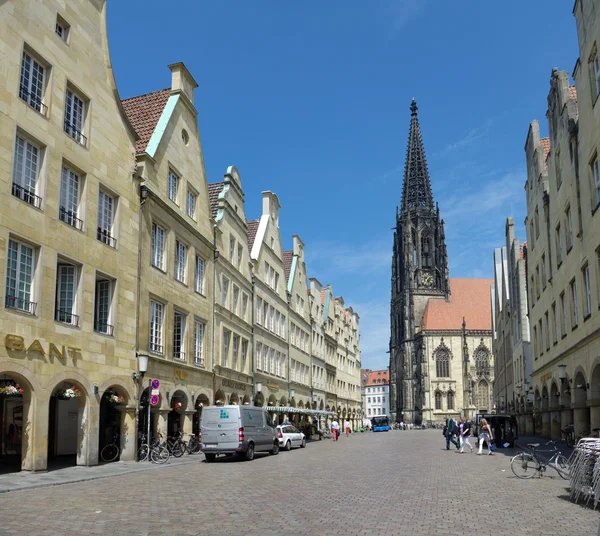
[
  {"xmin": 222, "ymin": 379, "xmax": 247, "ymax": 391},
  {"xmin": 4, "ymin": 335, "xmax": 81, "ymax": 365}
]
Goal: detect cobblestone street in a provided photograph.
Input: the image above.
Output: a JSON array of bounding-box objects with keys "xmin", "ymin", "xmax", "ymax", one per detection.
[{"xmin": 1, "ymin": 430, "xmax": 597, "ymax": 536}]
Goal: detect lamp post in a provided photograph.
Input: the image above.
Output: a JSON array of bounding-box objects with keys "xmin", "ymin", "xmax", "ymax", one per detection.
[{"xmin": 132, "ymin": 354, "xmax": 149, "ymax": 461}]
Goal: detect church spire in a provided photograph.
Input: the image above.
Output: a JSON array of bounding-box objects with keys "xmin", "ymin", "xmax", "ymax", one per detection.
[{"xmin": 401, "ymin": 99, "xmax": 434, "ymax": 211}]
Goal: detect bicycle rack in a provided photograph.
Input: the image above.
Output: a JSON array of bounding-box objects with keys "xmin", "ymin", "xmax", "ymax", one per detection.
[{"xmin": 568, "ymin": 438, "xmax": 600, "ymax": 509}]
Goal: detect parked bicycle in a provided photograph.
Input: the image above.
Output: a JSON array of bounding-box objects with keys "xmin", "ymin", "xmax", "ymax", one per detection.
[
  {"xmin": 511, "ymin": 440, "xmax": 570, "ymax": 479},
  {"xmin": 166, "ymin": 431, "xmax": 185, "ymax": 458},
  {"xmin": 185, "ymin": 433, "xmax": 202, "ymax": 455},
  {"xmin": 138, "ymin": 432, "xmax": 170, "ymax": 464},
  {"xmin": 100, "ymin": 432, "xmax": 120, "ymax": 463}
]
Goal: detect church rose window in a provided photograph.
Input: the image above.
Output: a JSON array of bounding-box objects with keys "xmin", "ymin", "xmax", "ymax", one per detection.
[{"xmin": 435, "ymin": 349, "xmax": 449, "ymax": 377}]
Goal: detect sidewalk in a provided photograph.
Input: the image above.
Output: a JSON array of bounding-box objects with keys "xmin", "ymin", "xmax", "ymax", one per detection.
[
  {"xmin": 0, "ymin": 454, "xmax": 201, "ymax": 494},
  {"xmin": 513, "ymin": 435, "xmax": 572, "ymax": 458}
]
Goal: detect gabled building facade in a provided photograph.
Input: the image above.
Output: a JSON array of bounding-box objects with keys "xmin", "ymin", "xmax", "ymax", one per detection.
[
  {"xmin": 364, "ymin": 370, "xmax": 390, "ymax": 419},
  {"xmin": 309, "ymin": 278, "xmax": 329, "ymax": 414},
  {"xmin": 122, "ymin": 63, "xmax": 215, "ymax": 441}
]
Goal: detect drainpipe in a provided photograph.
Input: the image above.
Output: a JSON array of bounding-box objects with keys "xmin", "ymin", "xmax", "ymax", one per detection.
[
  {"xmin": 212, "ymin": 224, "xmax": 218, "ymax": 403},
  {"xmin": 251, "ymin": 274, "xmax": 256, "ymax": 402},
  {"xmin": 135, "ymin": 185, "xmax": 148, "ymax": 355}
]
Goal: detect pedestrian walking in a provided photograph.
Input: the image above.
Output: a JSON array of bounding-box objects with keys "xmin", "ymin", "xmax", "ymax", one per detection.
[
  {"xmin": 457, "ymin": 415, "xmax": 473, "ymax": 453},
  {"xmin": 344, "ymin": 419, "xmax": 351, "ymax": 437},
  {"xmin": 477, "ymin": 418, "xmax": 494, "ymax": 455},
  {"xmin": 444, "ymin": 414, "xmax": 459, "ymax": 450},
  {"xmin": 331, "ymin": 419, "xmax": 340, "ymax": 441}
]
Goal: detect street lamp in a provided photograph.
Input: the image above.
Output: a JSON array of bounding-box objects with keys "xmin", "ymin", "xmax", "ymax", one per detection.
[
  {"xmin": 256, "ymin": 382, "xmax": 262, "ymax": 394},
  {"xmin": 558, "ymin": 364, "xmax": 567, "ymax": 382},
  {"xmin": 289, "ymin": 388, "xmax": 295, "ymax": 400},
  {"xmin": 132, "ymin": 353, "xmax": 149, "ymax": 382}
]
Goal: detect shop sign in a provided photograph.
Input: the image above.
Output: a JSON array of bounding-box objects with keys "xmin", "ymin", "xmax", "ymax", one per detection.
[
  {"xmin": 5, "ymin": 335, "xmax": 81, "ymax": 365},
  {"xmin": 540, "ymin": 372, "xmax": 553, "ymax": 383},
  {"xmin": 174, "ymin": 369, "xmax": 188, "ymax": 381},
  {"xmin": 222, "ymin": 379, "xmax": 247, "ymax": 391},
  {"xmin": 266, "ymin": 383, "xmax": 279, "ymax": 392}
]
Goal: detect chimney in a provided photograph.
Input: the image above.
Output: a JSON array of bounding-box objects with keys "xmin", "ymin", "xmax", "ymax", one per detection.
[
  {"xmin": 168, "ymin": 62, "xmax": 198, "ymax": 106},
  {"xmin": 292, "ymin": 235, "xmax": 304, "ymax": 258},
  {"xmin": 262, "ymin": 191, "xmax": 281, "ymax": 226}
]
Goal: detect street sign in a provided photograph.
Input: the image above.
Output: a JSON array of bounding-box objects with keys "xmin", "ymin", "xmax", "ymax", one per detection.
[
  {"xmin": 151, "ymin": 379, "xmax": 160, "ymax": 390},
  {"xmin": 150, "ymin": 394, "xmax": 159, "ymax": 406},
  {"xmin": 151, "ymin": 389, "xmax": 160, "ymax": 396}
]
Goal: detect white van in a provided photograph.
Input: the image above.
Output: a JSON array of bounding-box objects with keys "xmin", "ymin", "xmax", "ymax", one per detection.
[{"xmin": 200, "ymin": 405, "xmax": 279, "ymax": 462}]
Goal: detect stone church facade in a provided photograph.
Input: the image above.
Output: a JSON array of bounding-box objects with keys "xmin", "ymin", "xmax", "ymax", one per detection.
[{"xmin": 390, "ymin": 101, "xmax": 495, "ymax": 424}]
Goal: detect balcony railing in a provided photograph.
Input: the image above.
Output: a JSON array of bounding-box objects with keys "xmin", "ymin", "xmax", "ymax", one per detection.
[
  {"xmin": 55, "ymin": 308, "xmax": 79, "ymax": 327},
  {"xmin": 97, "ymin": 227, "xmax": 117, "ymax": 248},
  {"xmin": 64, "ymin": 120, "xmax": 87, "ymax": 146},
  {"xmin": 5, "ymin": 295, "xmax": 37, "ymax": 315},
  {"xmin": 12, "ymin": 183, "xmax": 42, "ymax": 208},
  {"xmin": 94, "ymin": 320, "xmax": 114, "ymax": 336},
  {"xmin": 194, "ymin": 355, "xmax": 204, "ymax": 367},
  {"xmin": 173, "ymin": 351, "xmax": 185, "ymax": 361},
  {"xmin": 149, "ymin": 342, "xmax": 163, "ymax": 354},
  {"xmin": 19, "ymin": 85, "xmax": 48, "ymax": 116},
  {"xmin": 59, "ymin": 207, "xmax": 83, "ymax": 230}
]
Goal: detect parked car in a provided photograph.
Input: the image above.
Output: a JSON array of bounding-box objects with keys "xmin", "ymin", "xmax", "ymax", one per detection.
[
  {"xmin": 276, "ymin": 425, "xmax": 306, "ymax": 450},
  {"xmin": 200, "ymin": 405, "xmax": 279, "ymax": 462},
  {"xmin": 473, "ymin": 414, "xmax": 517, "ymax": 448}
]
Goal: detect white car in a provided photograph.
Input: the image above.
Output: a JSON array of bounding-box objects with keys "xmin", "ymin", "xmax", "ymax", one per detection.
[{"xmin": 276, "ymin": 425, "xmax": 306, "ymax": 451}]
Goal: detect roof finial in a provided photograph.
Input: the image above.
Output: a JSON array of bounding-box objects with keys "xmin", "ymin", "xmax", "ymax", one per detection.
[{"xmin": 410, "ymin": 98, "xmax": 418, "ymax": 116}]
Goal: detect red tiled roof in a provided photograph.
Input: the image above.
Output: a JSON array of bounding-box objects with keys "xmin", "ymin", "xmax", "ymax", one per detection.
[
  {"xmin": 366, "ymin": 370, "xmax": 389, "ymax": 386},
  {"xmin": 121, "ymin": 88, "xmax": 171, "ymax": 154},
  {"xmin": 540, "ymin": 137, "xmax": 551, "ymax": 163},
  {"xmin": 246, "ymin": 219, "xmax": 260, "ymax": 250},
  {"xmin": 569, "ymin": 85, "xmax": 577, "ymax": 101},
  {"xmin": 282, "ymin": 250, "xmax": 293, "ymax": 283},
  {"xmin": 422, "ymin": 278, "xmax": 493, "ymax": 331},
  {"xmin": 208, "ymin": 182, "xmax": 224, "ymax": 219}
]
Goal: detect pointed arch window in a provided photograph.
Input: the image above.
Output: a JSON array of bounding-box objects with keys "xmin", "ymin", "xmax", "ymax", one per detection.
[
  {"xmin": 435, "ymin": 391, "xmax": 442, "ymax": 410},
  {"xmin": 477, "ymin": 381, "xmax": 489, "ymax": 410},
  {"xmin": 447, "ymin": 391, "xmax": 454, "ymax": 410},
  {"xmin": 474, "ymin": 348, "xmax": 489, "ymax": 372},
  {"xmin": 435, "ymin": 349, "xmax": 449, "ymax": 378},
  {"xmin": 421, "ymin": 231, "xmax": 430, "ymax": 269}
]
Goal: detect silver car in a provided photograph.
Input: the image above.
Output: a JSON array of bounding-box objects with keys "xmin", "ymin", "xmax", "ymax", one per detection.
[{"xmin": 276, "ymin": 424, "xmax": 306, "ymax": 451}]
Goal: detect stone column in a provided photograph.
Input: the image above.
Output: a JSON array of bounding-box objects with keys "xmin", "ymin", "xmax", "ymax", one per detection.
[
  {"xmin": 541, "ymin": 411, "xmax": 550, "ymax": 438},
  {"xmin": 573, "ymin": 407, "xmax": 591, "ymax": 437},
  {"xmin": 590, "ymin": 404, "xmax": 600, "ymax": 433},
  {"xmin": 117, "ymin": 406, "xmax": 137, "ymax": 462},
  {"xmin": 550, "ymin": 411, "xmax": 561, "ymax": 440},
  {"xmin": 560, "ymin": 408, "xmax": 573, "ymax": 429},
  {"xmin": 182, "ymin": 410, "xmax": 195, "ymax": 440},
  {"xmin": 156, "ymin": 409, "xmax": 170, "ymax": 440},
  {"xmin": 78, "ymin": 398, "xmax": 99, "ymax": 467},
  {"xmin": 27, "ymin": 392, "xmax": 49, "ymax": 472}
]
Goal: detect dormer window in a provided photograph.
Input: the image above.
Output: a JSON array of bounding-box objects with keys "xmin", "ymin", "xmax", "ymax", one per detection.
[{"xmin": 55, "ymin": 15, "xmax": 70, "ymax": 43}]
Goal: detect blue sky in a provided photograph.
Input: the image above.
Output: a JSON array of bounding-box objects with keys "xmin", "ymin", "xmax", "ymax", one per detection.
[{"xmin": 107, "ymin": 1, "xmax": 578, "ymax": 371}]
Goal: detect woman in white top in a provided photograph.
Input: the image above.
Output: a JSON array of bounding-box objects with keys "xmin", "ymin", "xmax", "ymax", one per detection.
[{"xmin": 477, "ymin": 418, "xmax": 494, "ymax": 455}]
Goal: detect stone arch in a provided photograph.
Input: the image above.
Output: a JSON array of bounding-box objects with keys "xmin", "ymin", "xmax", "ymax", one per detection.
[
  {"xmin": 242, "ymin": 394, "xmax": 251, "ymax": 405},
  {"xmin": 279, "ymin": 395, "xmax": 288, "ymax": 407},
  {"xmin": 573, "ymin": 370, "xmax": 588, "ymax": 407},
  {"xmin": 473, "ymin": 341, "xmax": 490, "ymax": 372},
  {"xmin": 97, "ymin": 378, "xmax": 132, "ymax": 404},
  {"xmin": 214, "ymin": 389, "xmax": 226, "ymax": 405},
  {"xmin": 550, "ymin": 382, "xmax": 560, "ymax": 410},
  {"xmin": 435, "ymin": 349, "xmax": 450, "ymax": 378},
  {"xmin": 435, "ymin": 390, "xmax": 442, "ymax": 410},
  {"xmin": 432, "ymin": 339, "xmax": 453, "ymax": 361},
  {"xmin": 254, "ymin": 392, "xmax": 264, "ymax": 407},
  {"xmin": 298, "ymin": 400, "xmax": 304, "ymax": 409},
  {"xmin": 229, "ymin": 392, "xmax": 239, "ymax": 405},
  {"xmin": 194, "ymin": 392, "xmax": 210, "ymax": 408},
  {"xmin": 447, "ymin": 390, "xmax": 455, "ymax": 410},
  {"xmin": 541, "ymin": 385, "xmax": 549, "ymax": 411},
  {"xmin": 48, "ymin": 371, "xmax": 92, "ymax": 404},
  {"xmin": 591, "ymin": 363, "xmax": 600, "ymax": 402},
  {"xmin": 267, "ymin": 394, "xmax": 277, "ymax": 406},
  {"xmin": 98, "ymin": 383, "xmax": 131, "ymax": 464},
  {"xmin": 169, "ymin": 385, "xmax": 192, "ymax": 410}
]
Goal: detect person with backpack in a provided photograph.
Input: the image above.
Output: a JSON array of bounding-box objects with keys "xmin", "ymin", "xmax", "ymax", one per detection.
[
  {"xmin": 457, "ymin": 415, "xmax": 473, "ymax": 453},
  {"xmin": 444, "ymin": 414, "xmax": 459, "ymax": 450}
]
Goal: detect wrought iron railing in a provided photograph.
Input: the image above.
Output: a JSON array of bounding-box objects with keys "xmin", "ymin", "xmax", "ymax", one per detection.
[
  {"xmin": 19, "ymin": 85, "xmax": 48, "ymax": 116},
  {"xmin": 94, "ymin": 321, "xmax": 114, "ymax": 336},
  {"xmin": 194, "ymin": 355, "xmax": 204, "ymax": 367},
  {"xmin": 59, "ymin": 207, "xmax": 83, "ymax": 230},
  {"xmin": 55, "ymin": 308, "xmax": 79, "ymax": 326},
  {"xmin": 149, "ymin": 342, "xmax": 163, "ymax": 354},
  {"xmin": 12, "ymin": 183, "xmax": 42, "ymax": 208},
  {"xmin": 5, "ymin": 295, "xmax": 37, "ymax": 315},
  {"xmin": 97, "ymin": 227, "xmax": 117, "ymax": 248},
  {"xmin": 173, "ymin": 351, "xmax": 185, "ymax": 361},
  {"xmin": 64, "ymin": 120, "xmax": 87, "ymax": 146}
]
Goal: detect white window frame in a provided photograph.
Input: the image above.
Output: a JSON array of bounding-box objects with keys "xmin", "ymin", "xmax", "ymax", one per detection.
[
  {"xmin": 221, "ymin": 330, "xmax": 230, "ymax": 367},
  {"xmin": 275, "ymin": 351, "xmax": 281, "ymax": 376},
  {"xmin": 583, "ymin": 265, "xmax": 592, "ymax": 317},
  {"xmin": 241, "ymin": 339, "xmax": 248, "ymax": 372},
  {"xmin": 593, "ymin": 48, "xmax": 600, "ymax": 98},
  {"xmin": 55, "ymin": 262, "xmax": 78, "ymax": 326},
  {"xmin": 263, "ymin": 346, "xmax": 269, "ymax": 373},
  {"xmin": 149, "ymin": 300, "xmax": 164, "ymax": 354},
  {"xmin": 592, "ymin": 154, "xmax": 600, "ymax": 208},
  {"xmin": 232, "ymin": 285, "xmax": 239, "ymax": 315},
  {"xmin": 566, "ymin": 206, "xmax": 573, "ymax": 250},
  {"xmin": 256, "ymin": 297, "xmax": 262, "ymax": 324},
  {"xmin": 264, "ymin": 262, "xmax": 269, "ymax": 284},
  {"xmin": 241, "ymin": 293, "xmax": 248, "ymax": 321},
  {"xmin": 195, "ymin": 255, "xmax": 205, "ymax": 294},
  {"xmin": 12, "ymin": 134, "xmax": 42, "ymax": 207},
  {"xmin": 98, "ymin": 190, "xmax": 116, "ymax": 247},
  {"xmin": 237, "ymin": 245, "xmax": 243, "ymax": 269},
  {"xmin": 64, "ymin": 87, "xmax": 86, "ymax": 145},
  {"xmin": 173, "ymin": 311, "xmax": 186, "ymax": 361},
  {"xmin": 256, "ymin": 342, "xmax": 262, "ymax": 370},
  {"xmin": 232, "ymin": 334, "xmax": 239, "ymax": 370},
  {"xmin": 175, "ymin": 240, "xmax": 187, "ymax": 284},
  {"xmin": 556, "ymin": 224, "xmax": 563, "ymax": 265},
  {"xmin": 19, "ymin": 51, "xmax": 46, "ymax": 114},
  {"xmin": 186, "ymin": 190, "xmax": 196, "ymax": 219},
  {"xmin": 194, "ymin": 319, "xmax": 205, "ymax": 366},
  {"xmin": 59, "ymin": 164, "xmax": 82, "ymax": 230},
  {"xmin": 168, "ymin": 170, "xmax": 179, "ymax": 204},
  {"xmin": 5, "ymin": 239, "xmax": 36, "ymax": 314},
  {"xmin": 229, "ymin": 236, "xmax": 235, "ymax": 264},
  {"xmin": 221, "ymin": 277, "xmax": 229, "ymax": 307},
  {"xmin": 570, "ymin": 279, "xmax": 578, "ymax": 327},
  {"xmin": 94, "ymin": 276, "xmax": 113, "ymax": 335},
  {"xmin": 151, "ymin": 223, "xmax": 166, "ymax": 270}
]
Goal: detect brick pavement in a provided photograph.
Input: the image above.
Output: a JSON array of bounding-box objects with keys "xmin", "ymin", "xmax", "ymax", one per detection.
[{"xmin": 0, "ymin": 430, "xmax": 597, "ymax": 536}]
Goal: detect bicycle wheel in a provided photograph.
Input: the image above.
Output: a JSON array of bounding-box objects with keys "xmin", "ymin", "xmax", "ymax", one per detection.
[
  {"xmin": 100, "ymin": 443, "xmax": 119, "ymax": 463},
  {"xmin": 151, "ymin": 445, "xmax": 170, "ymax": 464},
  {"xmin": 171, "ymin": 441, "xmax": 184, "ymax": 458},
  {"xmin": 189, "ymin": 440, "xmax": 201, "ymax": 455},
  {"xmin": 511, "ymin": 452, "xmax": 540, "ymax": 479},
  {"xmin": 554, "ymin": 454, "xmax": 570, "ymax": 480},
  {"xmin": 138, "ymin": 444, "xmax": 149, "ymax": 462}
]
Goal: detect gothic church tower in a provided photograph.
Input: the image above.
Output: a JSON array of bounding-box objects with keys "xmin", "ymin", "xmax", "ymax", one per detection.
[{"xmin": 390, "ymin": 100, "xmax": 450, "ymax": 424}]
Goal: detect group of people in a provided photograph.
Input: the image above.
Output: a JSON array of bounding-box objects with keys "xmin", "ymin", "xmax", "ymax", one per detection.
[
  {"xmin": 444, "ymin": 414, "xmax": 495, "ymax": 455},
  {"xmin": 330, "ymin": 419, "xmax": 352, "ymax": 441}
]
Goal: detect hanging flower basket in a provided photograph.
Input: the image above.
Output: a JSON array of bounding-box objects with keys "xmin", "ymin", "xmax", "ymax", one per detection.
[
  {"xmin": 105, "ymin": 393, "xmax": 125, "ymax": 405},
  {"xmin": 0, "ymin": 384, "xmax": 24, "ymax": 396},
  {"xmin": 55, "ymin": 386, "xmax": 82, "ymax": 400},
  {"xmin": 172, "ymin": 401, "xmax": 182, "ymax": 411},
  {"xmin": 215, "ymin": 400, "xmax": 225, "ymax": 406}
]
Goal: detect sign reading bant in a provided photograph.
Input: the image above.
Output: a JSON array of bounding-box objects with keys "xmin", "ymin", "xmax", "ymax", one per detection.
[
  {"xmin": 540, "ymin": 372, "xmax": 553, "ymax": 384},
  {"xmin": 222, "ymin": 378, "xmax": 247, "ymax": 391},
  {"xmin": 5, "ymin": 335, "xmax": 81, "ymax": 365},
  {"xmin": 174, "ymin": 369, "xmax": 188, "ymax": 381}
]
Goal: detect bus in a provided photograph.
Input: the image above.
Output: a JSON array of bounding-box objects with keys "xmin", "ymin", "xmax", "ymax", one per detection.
[{"xmin": 371, "ymin": 416, "xmax": 390, "ymax": 432}]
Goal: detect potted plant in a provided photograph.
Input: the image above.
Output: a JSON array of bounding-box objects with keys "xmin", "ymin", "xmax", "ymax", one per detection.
[
  {"xmin": 105, "ymin": 393, "xmax": 125, "ymax": 405},
  {"xmin": 55, "ymin": 386, "xmax": 82, "ymax": 400},
  {"xmin": 172, "ymin": 401, "xmax": 182, "ymax": 411},
  {"xmin": 0, "ymin": 384, "xmax": 24, "ymax": 396}
]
